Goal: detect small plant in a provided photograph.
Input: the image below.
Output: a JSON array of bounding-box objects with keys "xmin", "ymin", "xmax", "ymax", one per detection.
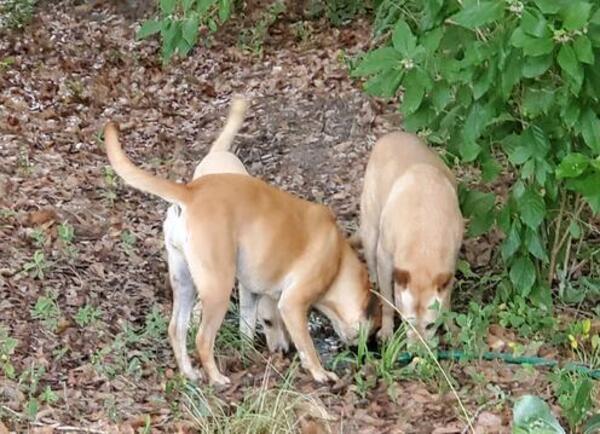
[
  {"xmin": 30, "ymin": 291, "xmax": 61, "ymax": 331},
  {"xmin": 143, "ymin": 306, "xmax": 167, "ymax": 339},
  {"xmin": 0, "ymin": 326, "xmax": 18, "ymax": 379},
  {"xmin": 497, "ymin": 295, "xmax": 556, "ymax": 338},
  {"xmin": 39, "ymin": 385, "xmax": 58, "ymax": 404},
  {"xmin": 30, "ymin": 227, "xmax": 46, "ymax": 247},
  {"xmin": 19, "ymin": 363, "xmax": 46, "ymax": 421},
  {"xmin": 0, "ymin": 0, "xmax": 37, "ymax": 30},
  {"xmin": 58, "ymin": 222, "xmax": 78, "ymax": 258},
  {"xmin": 513, "ymin": 394, "xmax": 565, "ymax": 434},
  {"xmin": 566, "ymin": 319, "xmax": 600, "ymax": 369},
  {"xmin": 120, "ymin": 229, "xmax": 137, "ymax": 256},
  {"xmin": 102, "ymin": 166, "xmax": 118, "ymax": 206},
  {"xmin": 22, "ymin": 250, "xmax": 49, "ymax": 279},
  {"xmin": 238, "ymin": 1, "xmax": 286, "ymax": 57},
  {"xmin": 552, "ymin": 369, "xmax": 596, "ymax": 432},
  {"xmin": 58, "ymin": 222, "xmax": 75, "ymax": 244},
  {"xmin": 137, "ymin": 0, "xmax": 235, "ymax": 62},
  {"xmin": 74, "ymin": 304, "xmax": 102, "ymax": 327},
  {"xmin": 0, "ymin": 56, "xmax": 16, "ymax": 72},
  {"xmin": 439, "ymin": 302, "xmax": 494, "ymax": 357}
]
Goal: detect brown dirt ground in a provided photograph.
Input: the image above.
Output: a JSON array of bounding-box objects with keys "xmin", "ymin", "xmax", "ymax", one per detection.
[{"xmin": 0, "ymin": 1, "xmax": 577, "ymax": 433}]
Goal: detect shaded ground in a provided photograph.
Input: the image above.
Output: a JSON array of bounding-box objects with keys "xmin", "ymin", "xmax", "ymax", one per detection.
[{"xmin": 0, "ymin": 2, "xmax": 584, "ymax": 433}]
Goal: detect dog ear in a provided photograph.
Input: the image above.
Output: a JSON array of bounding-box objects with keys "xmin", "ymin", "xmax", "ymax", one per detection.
[
  {"xmin": 393, "ymin": 268, "xmax": 410, "ymax": 287},
  {"xmin": 434, "ymin": 272, "xmax": 453, "ymax": 292}
]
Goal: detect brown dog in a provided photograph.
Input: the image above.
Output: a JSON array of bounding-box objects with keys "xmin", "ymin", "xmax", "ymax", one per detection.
[
  {"xmin": 163, "ymin": 98, "xmax": 290, "ymax": 356},
  {"xmin": 104, "ymin": 124, "xmax": 379, "ymax": 385},
  {"xmin": 359, "ymin": 132, "xmax": 463, "ymax": 341}
]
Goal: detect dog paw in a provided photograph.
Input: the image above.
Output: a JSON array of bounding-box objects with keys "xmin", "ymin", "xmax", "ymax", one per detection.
[
  {"xmin": 183, "ymin": 367, "xmax": 203, "ymax": 382},
  {"xmin": 377, "ymin": 326, "xmax": 393, "ymax": 341},
  {"xmin": 310, "ymin": 368, "xmax": 339, "ymax": 384},
  {"xmin": 209, "ymin": 373, "xmax": 231, "ymax": 387}
]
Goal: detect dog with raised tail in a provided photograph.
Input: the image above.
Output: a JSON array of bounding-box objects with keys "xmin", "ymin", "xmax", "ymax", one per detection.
[
  {"xmin": 162, "ymin": 98, "xmax": 291, "ymax": 358},
  {"xmin": 358, "ymin": 132, "xmax": 463, "ymax": 342},
  {"xmin": 104, "ymin": 109, "xmax": 380, "ymax": 386}
]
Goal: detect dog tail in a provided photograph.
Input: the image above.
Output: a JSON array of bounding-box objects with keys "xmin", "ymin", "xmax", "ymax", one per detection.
[
  {"xmin": 104, "ymin": 122, "xmax": 191, "ymax": 205},
  {"xmin": 209, "ymin": 97, "xmax": 248, "ymax": 153}
]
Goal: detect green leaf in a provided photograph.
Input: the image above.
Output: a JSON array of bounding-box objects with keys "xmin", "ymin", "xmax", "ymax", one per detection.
[
  {"xmin": 459, "ymin": 141, "xmax": 481, "ymax": 163},
  {"xmin": 556, "ymin": 153, "xmax": 590, "ymax": 178},
  {"xmin": 137, "ymin": 19, "xmax": 162, "ymax": 40},
  {"xmin": 557, "ymin": 44, "xmax": 583, "ymax": 92},
  {"xmin": 182, "ymin": 14, "xmax": 199, "ymax": 47},
  {"xmin": 580, "ymin": 107, "xmax": 600, "ymax": 153},
  {"xmin": 481, "ymin": 156, "xmax": 501, "ymax": 182},
  {"xmin": 182, "ymin": 0, "xmax": 195, "ymax": 11},
  {"xmin": 583, "ymin": 414, "xmax": 600, "ymax": 434},
  {"xmin": 561, "ymin": 2, "xmax": 592, "ymax": 31},
  {"xmin": 364, "ymin": 69, "xmax": 403, "ymax": 98},
  {"xmin": 518, "ymin": 188, "xmax": 545, "ymax": 230},
  {"xmin": 501, "ymin": 222, "xmax": 521, "ymax": 261},
  {"xmin": 501, "ymin": 50, "xmax": 522, "ymax": 99},
  {"xmin": 509, "ymin": 146, "xmax": 533, "ymax": 165},
  {"xmin": 351, "ymin": 47, "xmax": 401, "ymax": 77},
  {"xmin": 561, "ymin": 101, "xmax": 581, "ymax": 128},
  {"xmin": 473, "ymin": 66, "xmax": 495, "ymax": 100},
  {"xmin": 522, "ymin": 54, "xmax": 553, "ymax": 78},
  {"xmin": 461, "ymin": 189, "xmax": 496, "ymax": 236},
  {"xmin": 432, "ymin": 83, "xmax": 452, "ymax": 112},
  {"xmin": 161, "ymin": 20, "xmax": 180, "ymax": 61},
  {"xmin": 402, "ymin": 69, "xmax": 425, "ymax": 115},
  {"xmin": 522, "ymin": 10, "xmax": 549, "ymax": 37},
  {"xmin": 198, "ymin": 0, "xmax": 216, "ymax": 14},
  {"xmin": 523, "ymin": 37, "xmax": 554, "ymax": 56},
  {"xmin": 207, "ymin": 18, "xmax": 218, "ymax": 32},
  {"xmin": 463, "ymin": 102, "xmax": 494, "ymax": 143},
  {"xmin": 573, "ymin": 36, "xmax": 594, "ymax": 64},
  {"xmin": 566, "ymin": 171, "xmax": 600, "ymax": 197},
  {"xmin": 450, "ymin": 2, "xmax": 504, "ymax": 29},
  {"xmin": 533, "ymin": 0, "xmax": 561, "ymax": 14},
  {"xmin": 218, "ymin": 0, "xmax": 232, "ymax": 22},
  {"xmin": 510, "ymin": 256, "xmax": 537, "ymax": 294},
  {"xmin": 513, "ymin": 395, "xmax": 565, "ymax": 433},
  {"xmin": 160, "ymin": 0, "xmax": 176, "ymax": 15},
  {"xmin": 392, "ymin": 20, "xmax": 417, "ymax": 57},
  {"xmin": 522, "ymin": 87, "xmax": 555, "ymax": 118},
  {"xmin": 421, "ymin": 27, "xmax": 444, "ymax": 53},
  {"xmin": 525, "ymin": 229, "xmax": 549, "ymax": 262}
]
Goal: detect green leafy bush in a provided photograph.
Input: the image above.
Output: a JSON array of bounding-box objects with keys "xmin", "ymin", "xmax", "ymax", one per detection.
[
  {"xmin": 137, "ymin": 0, "xmax": 234, "ymax": 62},
  {"xmin": 352, "ymin": 0, "xmax": 600, "ymax": 304}
]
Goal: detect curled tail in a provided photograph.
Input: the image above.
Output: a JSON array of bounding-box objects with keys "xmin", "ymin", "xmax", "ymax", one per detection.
[
  {"xmin": 104, "ymin": 122, "xmax": 190, "ymax": 205},
  {"xmin": 209, "ymin": 97, "xmax": 248, "ymax": 153}
]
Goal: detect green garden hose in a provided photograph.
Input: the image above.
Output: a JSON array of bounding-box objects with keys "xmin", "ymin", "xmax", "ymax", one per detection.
[{"xmin": 398, "ymin": 350, "xmax": 600, "ymax": 380}]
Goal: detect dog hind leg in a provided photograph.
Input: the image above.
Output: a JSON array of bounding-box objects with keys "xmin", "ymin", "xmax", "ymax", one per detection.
[{"xmin": 166, "ymin": 244, "xmax": 201, "ymax": 381}]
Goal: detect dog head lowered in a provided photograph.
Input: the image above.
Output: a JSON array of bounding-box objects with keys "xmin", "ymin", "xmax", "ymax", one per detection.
[{"xmin": 315, "ymin": 241, "xmax": 380, "ymax": 344}]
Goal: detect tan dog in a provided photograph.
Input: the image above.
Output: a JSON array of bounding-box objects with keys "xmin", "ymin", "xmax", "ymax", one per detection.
[
  {"xmin": 104, "ymin": 124, "xmax": 378, "ymax": 385},
  {"xmin": 359, "ymin": 132, "xmax": 463, "ymax": 341},
  {"xmin": 163, "ymin": 98, "xmax": 290, "ymax": 355}
]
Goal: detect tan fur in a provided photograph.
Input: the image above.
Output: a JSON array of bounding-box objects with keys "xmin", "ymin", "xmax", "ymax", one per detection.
[
  {"xmin": 163, "ymin": 98, "xmax": 289, "ymax": 358},
  {"xmin": 105, "ymin": 125, "xmax": 379, "ymax": 385},
  {"xmin": 359, "ymin": 132, "xmax": 463, "ymax": 341}
]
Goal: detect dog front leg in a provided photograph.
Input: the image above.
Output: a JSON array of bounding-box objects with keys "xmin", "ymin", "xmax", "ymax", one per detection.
[
  {"xmin": 238, "ymin": 284, "xmax": 257, "ymax": 344},
  {"xmin": 278, "ymin": 291, "xmax": 338, "ymax": 383},
  {"xmin": 376, "ymin": 245, "xmax": 395, "ymax": 340}
]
